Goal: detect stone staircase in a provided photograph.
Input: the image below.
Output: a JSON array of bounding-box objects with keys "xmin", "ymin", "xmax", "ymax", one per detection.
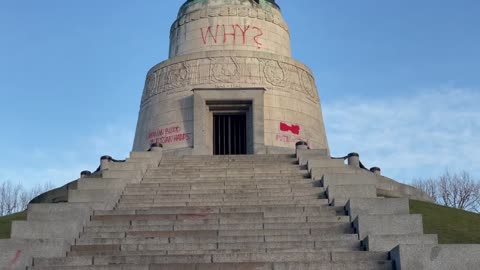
[{"xmin": 28, "ymin": 154, "xmax": 394, "ymax": 269}]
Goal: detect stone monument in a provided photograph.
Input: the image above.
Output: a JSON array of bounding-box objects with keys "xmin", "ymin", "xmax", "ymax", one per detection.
[
  {"xmin": 133, "ymin": 0, "xmax": 329, "ymax": 155},
  {"xmin": 1, "ymin": 1, "xmax": 479, "ymax": 269}
]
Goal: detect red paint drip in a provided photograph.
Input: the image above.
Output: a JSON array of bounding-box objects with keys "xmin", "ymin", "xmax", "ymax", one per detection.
[
  {"xmin": 7, "ymin": 250, "xmax": 21, "ymax": 270},
  {"xmin": 280, "ymin": 122, "xmax": 300, "ymax": 135}
]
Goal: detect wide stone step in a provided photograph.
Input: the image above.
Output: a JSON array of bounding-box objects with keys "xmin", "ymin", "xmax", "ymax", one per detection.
[
  {"xmin": 158, "ymin": 162, "xmax": 299, "ymax": 167},
  {"xmin": 131, "ymin": 182, "xmax": 314, "ymax": 190},
  {"xmin": 147, "ymin": 170, "xmax": 308, "ymax": 175},
  {"xmin": 151, "ymin": 167, "xmax": 305, "ymax": 173},
  {"xmin": 144, "ymin": 176, "xmax": 310, "ymax": 181},
  {"xmin": 122, "ymin": 188, "xmax": 322, "ymax": 196},
  {"xmin": 79, "ymin": 225, "xmax": 354, "ymax": 240},
  {"xmin": 86, "ymin": 221, "xmax": 351, "ymax": 233},
  {"xmin": 68, "ymin": 241, "xmax": 361, "ymax": 256},
  {"xmin": 118, "ymin": 194, "xmax": 323, "ymax": 203},
  {"xmin": 115, "ymin": 199, "xmax": 330, "ymax": 208},
  {"xmin": 128, "ymin": 181, "xmax": 315, "ymax": 187},
  {"xmin": 90, "ymin": 213, "xmax": 349, "ymax": 225},
  {"xmin": 32, "ymin": 251, "xmax": 388, "ymax": 267},
  {"xmin": 95, "ymin": 205, "xmax": 342, "ymax": 216},
  {"xmin": 75, "ymin": 233, "xmax": 359, "ymax": 245},
  {"xmin": 29, "ymin": 261, "xmax": 394, "ymax": 270},
  {"xmin": 116, "ymin": 201, "xmax": 327, "ymax": 209},
  {"xmin": 145, "ymin": 173, "xmax": 310, "ymax": 179},
  {"xmin": 126, "ymin": 181, "xmax": 316, "ymax": 189}
]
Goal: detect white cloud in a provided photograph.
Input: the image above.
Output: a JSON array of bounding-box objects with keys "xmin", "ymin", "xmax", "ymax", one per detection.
[{"xmin": 323, "ymin": 87, "xmax": 480, "ymax": 183}]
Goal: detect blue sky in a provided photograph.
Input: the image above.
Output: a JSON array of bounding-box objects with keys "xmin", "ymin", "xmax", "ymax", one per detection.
[{"xmin": 0, "ymin": 0, "xmax": 479, "ymax": 188}]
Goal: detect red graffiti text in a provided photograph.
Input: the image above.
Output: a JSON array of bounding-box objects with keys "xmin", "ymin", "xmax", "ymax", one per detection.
[
  {"xmin": 200, "ymin": 24, "xmax": 263, "ymax": 48},
  {"xmin": 148, "ymin": 126, "xmax": 190, "ymax": 145}
]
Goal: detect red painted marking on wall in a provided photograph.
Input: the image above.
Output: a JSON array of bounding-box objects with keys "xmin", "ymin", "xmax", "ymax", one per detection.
[
  {"xmin": 200, "ymin": 24, "xmax": 263, "ymax": 48},
  {"xmin": 200, "ymin": 25, "xmax": 220, "ymax": 44},
  {"xmin": 7, "ymin": 250, "xmax": 21, "ymax": 270},
  {"xmin": 148, "ymin": 126, "xmax": 190, "ymax": 145},
  {"xmin": 236, "ymin": 25, "xmax": 250, "ymax": 44},
  {"xmin": 276, "ymin": 134, "xmax": 310, "ymax": 146},
  {"xmin": 252, "ymin": 27, "xmax": 263, "ymax": 48},
  {"xmin": 280, "ymin": 122, "xmax": 300, "ymax": 135},
  {"xmin": 223, "ymin": 25, "xmax": 236, "ymax": 44},
  {"xmin": 276, "ymin": 134, "xmax": 291, "ymax": 143},
  {"xmin": 148, "ymin": 126, "xmax": 181, "ymax": 139}
]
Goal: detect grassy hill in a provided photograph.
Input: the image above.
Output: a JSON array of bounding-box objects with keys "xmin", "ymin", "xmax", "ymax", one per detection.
[
  {"xmin": 0, "ymin": 211, "xmax": 27, "ymax": 239},
  {"xmin": 0, "ymin": 201, "xmax": 479, "ymax": 243},
  {"xmin": 410, "ymin": 199, "xmax": 480, "ymax": 244}
]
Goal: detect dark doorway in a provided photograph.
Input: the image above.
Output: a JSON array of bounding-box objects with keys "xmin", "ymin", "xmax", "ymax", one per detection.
[{"xmin": 213, "ymin": 114, "xmax": 247, "ymax": 155}]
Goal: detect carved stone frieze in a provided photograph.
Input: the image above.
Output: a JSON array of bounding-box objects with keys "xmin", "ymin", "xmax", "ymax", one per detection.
[
  {"xmin": 171, "ymin": 5, "xmax": 289, "ymax": 34},
  {"xmin": 263, "ymin": 60, "xmax": 285, "ymax": 87},
  {"xmin": 141, "ymin": 56, "xmax": 319, "ymax": 104}
]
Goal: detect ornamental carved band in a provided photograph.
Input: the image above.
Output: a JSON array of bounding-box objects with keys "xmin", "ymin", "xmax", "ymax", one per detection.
[
  {"xmin": 171, "ymin": 5, "xmax": 288, "ymax": 35},
  {"xmin": 141, "ymin": 56, "xmax": 319, "ymax": 104}
]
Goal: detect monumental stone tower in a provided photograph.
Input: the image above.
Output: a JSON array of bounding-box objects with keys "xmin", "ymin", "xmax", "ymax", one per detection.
[
  {"xmin": 2, "ymin": 1, "xmax": 479, "ymax": 270},
  {"xmin": 133, "ymin": 0, "xmax": 329, "ymax": 155}
]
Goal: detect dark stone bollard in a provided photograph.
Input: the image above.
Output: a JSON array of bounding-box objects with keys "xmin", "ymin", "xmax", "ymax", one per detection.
[
  {"xmin": 100, "ymin": 155, "xmax": 112, "ymax": 171},
  {"xmin": 370, "ymin": 167, "xmax": 381, "ymax": 175},
  {"xmin": 347, "ymin": 153, "xmax": 360, "ymax": 168},
  {"xmin": 149, "ymin": 143, "xmax": 163, "ymax": 152},
  {"xmin": 80, "ymin": 170, "xmax": 92, "ymax": 178},
  {"xmin": 295, "ymin": 141, "xmax": 309, "ymax": 151}
]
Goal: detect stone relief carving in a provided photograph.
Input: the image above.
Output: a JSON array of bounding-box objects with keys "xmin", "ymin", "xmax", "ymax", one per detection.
[
  {"xmin": 141, "ymin": 56, "xmax": 319, "ymax": 104},
  {"xmin": 172, "ymin": 5, "xmax": 289, "ymax": 34},
  {"xmin": 300, "ymin": 70, "xmax": 317, "ymax": 99},
  {"xmin": 211, "ymin": 57, "xmax": 240, "ymax": 83},
  {"xmin": 263, "ymin": 60, "xmax": 285, "ymax": 87}
]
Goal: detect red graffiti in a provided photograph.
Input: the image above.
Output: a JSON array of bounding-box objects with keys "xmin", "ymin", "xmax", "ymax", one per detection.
[
  {"xmin": 276, "ymin": 134, "xmax": 291, "ymax": 143},
  {"xmin": 148, "ymin": 126, "xmax": 181, "ymax": 139},
  {"xmin": 276, "ymin": 134, "xmax": 309, "ymax": 145},
  {"xmin": 252, "ymin": 27, "xmax": 263, "ymax": 48},
  {"xmin": 280, "ymin": 122, "xmax": 300, "ymax": 135},
  {"xmin": 7, "ymin": 250, "xmax": 21, "ymax": 270},
  {"xmin": 148, "ymin": 126, "xmax": 190, "ymax": 145},
  {"xmin": 200, "ymin": 25, "xmax": 219, "ymax": 44},
  {"xmin": 200, "ymin": 24, "xmax": 263, "ymax": 48},
  {"xmin": 150, "ymin": 133, "xmax": 190, "ymax": 145}
]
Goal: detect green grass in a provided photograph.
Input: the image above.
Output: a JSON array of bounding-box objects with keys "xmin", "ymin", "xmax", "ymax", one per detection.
[
  {"xmin": 0, "ymin": 211, "xmax": 27, "ymax": 239},
  {"xmin": 410, "ymin": 200, "xmax": 480, "ymax": 244}
]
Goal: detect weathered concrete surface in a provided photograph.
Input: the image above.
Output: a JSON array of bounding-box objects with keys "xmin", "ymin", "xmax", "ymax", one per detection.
[
  {"xmin": 346, "ymin": 198, "xmax": 409, "ymax": 221},
  {"xmin": 322, "ymin": 173, "xmax": 377, "ymax": 187},
  {"xmin": 327, "ymin": 184, "xmax": 377, "ymax": 205},
  {"xmin": 26, "ymin": 203, "xmax": 105, "ymax": 221},
  {"xmin": 375, "ymin": 174, "xmax": 434, "ymax": 202},
  {"xmin": 365, "ymin": 234, "xmax": 438, "ymax": 252},
  {"xmin": 76, "ymin": 177, "xmax": 137, "ymax": 190},
  {"xmin": 20, "ymin": 154, "xmax": 398, "ymax": 269},
  {"xmin": 390, "ymin": 244, "xmax": 480, "ymax": 270},
  {"xmin": 305, "ymin": 156, "xmax": 433, "ymax": 202},
  {"xmin": 0, "ymin": 150, "xmax": 162, "ymax": 270},
  {"xmin": 296, "ymin": 149, "xmax": 330, "ymax": 166},
  {"xmin": 353, "ymin": 214, "xmax": 424, "ymax": 239},
  {"xmin": 0, "ymin": 239, "xmax": 70, "ymax": 270}
]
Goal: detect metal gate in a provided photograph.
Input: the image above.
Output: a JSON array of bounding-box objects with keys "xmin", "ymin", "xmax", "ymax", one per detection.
[{"xmin": 213, "ymin": 114, "xmax": 247, "ymax": 155}]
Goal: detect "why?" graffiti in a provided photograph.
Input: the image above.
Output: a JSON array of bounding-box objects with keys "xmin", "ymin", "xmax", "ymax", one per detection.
[{"xmin": 200, "ymin": 24, "xmax": 263, "ymax": 48}]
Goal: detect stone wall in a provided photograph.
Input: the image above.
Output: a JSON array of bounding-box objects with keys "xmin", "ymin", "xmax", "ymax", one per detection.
[
  {"xmin": 170, "ymin": 0, "xmax": 290, "ymax": 57},
  {"xmin": 132, "ymin": 51, "xmax": 329, "ymax": 153}
]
